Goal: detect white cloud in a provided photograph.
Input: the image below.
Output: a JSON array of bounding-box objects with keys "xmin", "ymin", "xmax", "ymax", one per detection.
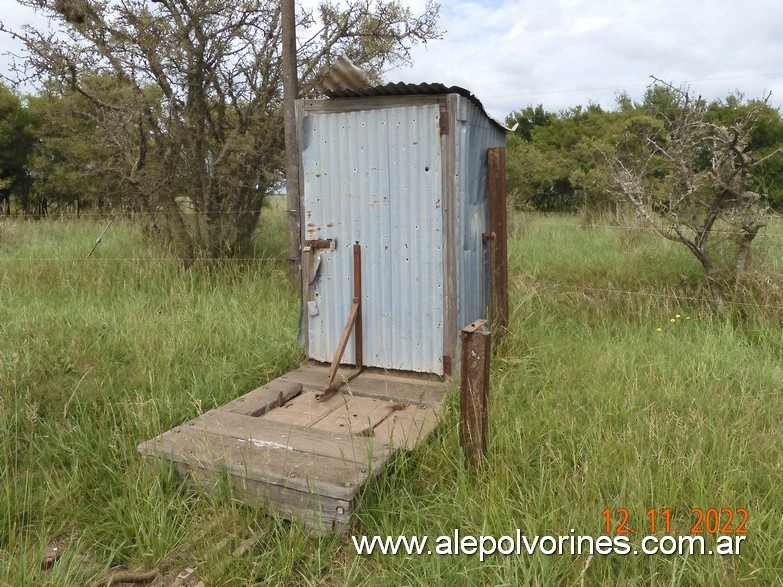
[
  {"xmin": 2, "ymin": 0, "xmax": 782, "ymax": 119},
  {"xmin": 389, "ymin": 0, "xmax": 783, "ymax": 118}
]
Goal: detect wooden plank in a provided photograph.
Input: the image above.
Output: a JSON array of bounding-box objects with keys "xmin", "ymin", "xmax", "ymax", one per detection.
[
  {"xmin": 166, "ymin": 461, "xmax": 352, "ymax": 535},
  {"xmin": 372, "ymin": 405, "xmax": 441, "ymax": 451},
  {"xmin": 281, "ymin": 364, "xmax": 354, "ymax": 390},
  {"xmin": 309, "ymin": 396, "xmax": 396, "ymax": 435},
  {"xmin": 139, "ymin": 425, "xmax": 365, "ymax": 500},
  {"xmin": 221, "ymin": 378, "xmax": 302, "ymax": 416},
  {"xmin": 345, "ymin": 373, "xmax": 447, "ymax": 408},
  {"xmin": 488, "ymin": 147, "xmax": 509, "ymax": 338},
  {"xmin": 357, "ymin": 367, "xmax": 443, "ymax": 384},
  {"xmin": 259, "ymin": 389, "xmax": 345, "ymax": 428},
  {"xmin": 187, "ymin": 409, "xmax": 391, "ymax": 468}
]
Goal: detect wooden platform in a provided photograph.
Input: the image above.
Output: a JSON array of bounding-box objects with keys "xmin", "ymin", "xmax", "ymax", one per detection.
[{"xmin": 138, "ymin": 363, "xmax": 448, "ymax": 533}]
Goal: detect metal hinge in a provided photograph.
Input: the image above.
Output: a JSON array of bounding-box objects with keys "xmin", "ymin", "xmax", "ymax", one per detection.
[{"xmin": 303, "ymin": 238, "xmax": 335, "ymax": 251}]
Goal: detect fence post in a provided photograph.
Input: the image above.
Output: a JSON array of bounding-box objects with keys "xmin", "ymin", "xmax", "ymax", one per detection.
[{"xmin": 460, "ymin": 320, "xmax": 491, "ymax": 468}]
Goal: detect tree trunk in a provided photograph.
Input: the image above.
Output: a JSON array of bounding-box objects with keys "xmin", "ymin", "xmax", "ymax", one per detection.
[
  {"xmin": 162, "ymin": 196, "xmax": 194, "ymax": 260},
  {"xmin": 733, "ymin": 229, "xmax": 759, "ymax": 307},
  {"xmin": 693, "ymin": 249, "xmax": 727, "ymax": 313}
]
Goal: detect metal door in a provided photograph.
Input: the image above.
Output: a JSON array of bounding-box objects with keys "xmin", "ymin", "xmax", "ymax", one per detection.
[{"xmin": 301, "ymin": 103, "xmax": 445, "ymax": 374}]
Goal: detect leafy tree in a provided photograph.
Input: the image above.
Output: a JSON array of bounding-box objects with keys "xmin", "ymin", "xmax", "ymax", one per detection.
[
  {"xmin": 506, "ymin": 103, "xmax": 619, "ymax": 211},
  {"xmin": 505, "ymin": 88, "xmax": 783, "ymax": 220},
  {"xmin": 0, "ymin": 84, "xmax": 35, "ymax": 214},
  {"xmin": 505, "ymin": 104, "xmax": 555, "ymax": 142},
  {"xmin": 5, "ymin": 0, "xmax": 439, "ymax": 259},
  {"xmin": 26, "ymin": 81, "xmax": 121, "ymax": 215},
  {"xmin": 581, "ymin": 82, "xmax": 783, "ymax": 311}
]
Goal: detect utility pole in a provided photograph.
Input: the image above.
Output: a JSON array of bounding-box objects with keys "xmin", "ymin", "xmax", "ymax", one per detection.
[{"xmin": 281, "ymin": 0, "xmax": 301, "ymax": 291}]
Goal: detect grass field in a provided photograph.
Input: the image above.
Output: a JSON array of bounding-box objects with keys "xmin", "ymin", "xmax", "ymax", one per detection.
[{"xmin": 1, "ymin": 209, "xmax": 783, "ymax": 585}]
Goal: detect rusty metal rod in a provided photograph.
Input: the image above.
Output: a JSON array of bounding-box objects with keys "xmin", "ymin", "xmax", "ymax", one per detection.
[
  {"xmin": 353, "ymin": 243, "xmax": 363, "ymax": 369},
  {"xmin": 318, "ymin": 243, "xmax": 363, "ymax": 400}
]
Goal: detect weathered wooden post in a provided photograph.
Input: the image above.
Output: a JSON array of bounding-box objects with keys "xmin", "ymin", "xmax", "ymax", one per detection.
[
  {"xmin": 460, "ymin": 319, "xmax": 491, "ymax": 468},
  {"xmin": 281, "ymin": 0, "xmax": 301, "ymax": 291},
  {"xmin": 487, "ymin": 147, "xmax": 509, "ymax": 341}
]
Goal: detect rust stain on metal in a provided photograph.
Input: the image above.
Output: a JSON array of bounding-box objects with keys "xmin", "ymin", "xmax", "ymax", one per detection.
[
  {"xmin": 305, "ymin": 239, "xmax": 333, "ymax": 249},
  {"xmin": 439, "ymin": 113, "xmax": 449, "ymax": 135},
  {"xmin": 435, "ymin": 199, "xmax": 440, "ymax": 209}
]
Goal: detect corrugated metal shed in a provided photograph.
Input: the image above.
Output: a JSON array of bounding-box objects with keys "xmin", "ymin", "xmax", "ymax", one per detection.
[{"xmin": 297, "ymin": 84, "xmax": 506, "ymax": 376}]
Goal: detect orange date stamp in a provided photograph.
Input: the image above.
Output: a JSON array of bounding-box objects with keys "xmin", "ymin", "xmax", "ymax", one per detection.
[{"xmin": 602, "ymin": 508, "xmax": 749, "ymax": 535}]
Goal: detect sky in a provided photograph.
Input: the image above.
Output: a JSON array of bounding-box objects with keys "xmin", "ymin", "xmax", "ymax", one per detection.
[
  {"xmin": 2, "ymin": 0, "xmax": 783, "ymax": 121},
  {"xmin": 386, "ymin": 0, "xmax": 783, "ymax": 120}
]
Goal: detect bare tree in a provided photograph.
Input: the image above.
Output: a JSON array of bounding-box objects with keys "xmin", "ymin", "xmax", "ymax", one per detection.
[
  {"xmin": 3, "ymin": 0, "xmax": 440, "ymax": 260},
  {"xmin": 593, "ymin": 80, "xmax": 782, "ymax": 311}
]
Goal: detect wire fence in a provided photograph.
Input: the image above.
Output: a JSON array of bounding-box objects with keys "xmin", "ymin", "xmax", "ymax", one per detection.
[
  {"xmin": 519, "ymin": 220, "xmax": 783, "ymax": 239},
  {"xmin": 3, "ymin": 260, "xmax": 782, "ymax": 313},
  {"xmin": 2, "ymin": 213, "xmax": 783, "ymax": 314},
  {"xmin": 0, "ymin": 207, "xmax": 287, "ymax": 219},
  {"xmin": 0, "ymin": 256, "xmax": 286, "ymax": 263},
  {"xmin": 558, "ymin": 286, "xmax": 783, "ymax": 312}
]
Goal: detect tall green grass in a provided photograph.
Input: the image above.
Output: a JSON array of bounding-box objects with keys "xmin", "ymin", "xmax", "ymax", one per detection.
[{"xmin": 1, "ymin": 211, "xmax": 782, "ymax": 585}]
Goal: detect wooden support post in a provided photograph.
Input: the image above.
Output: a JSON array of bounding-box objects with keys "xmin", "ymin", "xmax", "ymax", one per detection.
[
  {"xmin": 282, "ymin": 0, "xmax": 301, "ymax": 291},
  {"xmin": 487, "ymin": 147, "xmax": 509, "ymax": 340},
  {"xmin": 460, "ymin": 320, "xmax": 490, "ymax": 468}
]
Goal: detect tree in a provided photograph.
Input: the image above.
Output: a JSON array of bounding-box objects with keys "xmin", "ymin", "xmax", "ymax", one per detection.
[
  {"xmin": 26, "ymin": 81, "xmax": 121, "ymax": 216},
  {"xmin": 5, "ymin": 0, "xmax": 439, "ymax": 259},
  {"xmin": 0, "ymin": 84, "xmax": 35, "ymax": 214},
  {"xmin": 505, "ymin": 103, "xmax": 619, "ymax": 212},
  {"xmin": 584, "ymin": 81, "xmax": 783, "ymax": 311},
  {"xmin": 705, "ymin": 95, "xmax": 783, "ymax": 210}
]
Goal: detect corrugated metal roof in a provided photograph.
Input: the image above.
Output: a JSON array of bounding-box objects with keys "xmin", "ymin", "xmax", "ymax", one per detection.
[
  {"xmin": 316, "ymin": 55, "xmax": 371, "ymax": 94},
  {"xmin": 324, "ymin": 82, "xmax": 510, "ymax": 131}
]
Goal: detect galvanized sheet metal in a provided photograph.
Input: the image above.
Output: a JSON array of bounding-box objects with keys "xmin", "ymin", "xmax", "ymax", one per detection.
[
  {"xmin": 454, "ymin": 97, "xmax": 507, "ymax": 332},
  {"xmin": 301, "ymin": 102, "xmax": 445, "ymax": 373}
]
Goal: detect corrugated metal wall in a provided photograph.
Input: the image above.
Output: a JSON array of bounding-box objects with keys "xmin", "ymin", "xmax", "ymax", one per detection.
[
  {"xmin": 300, "ymin": 103, "xmax": 445, "ymax": 373},
  {"xmin": 454, "ymin": 97, "xmax": 507, "ymax": 333}
]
